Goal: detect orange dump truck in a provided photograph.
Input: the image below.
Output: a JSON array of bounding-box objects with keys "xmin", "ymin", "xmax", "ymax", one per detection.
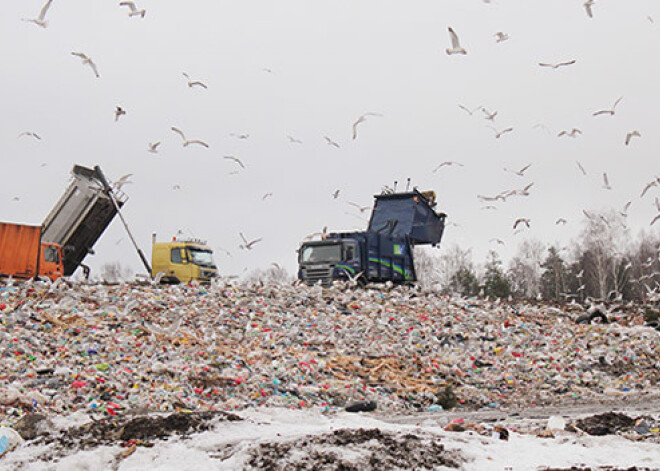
[{"xmin": 0, "ymin": 222, "xmax": 63, "ymax": 281}]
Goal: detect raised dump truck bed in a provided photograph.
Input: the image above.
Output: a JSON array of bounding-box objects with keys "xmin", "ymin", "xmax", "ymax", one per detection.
[
  {"xmin": 41, "ymin": 165, "xmax": 126, "ymax": 276},
  {"xmin": 367, "ymin": 189, "xmax": 446, "ymax": 246}
]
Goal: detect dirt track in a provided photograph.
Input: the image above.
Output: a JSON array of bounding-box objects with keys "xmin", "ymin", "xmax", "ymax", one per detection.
[{"xmin": 384, "ymin": 391, "xmax": 660, "ymax": 427}]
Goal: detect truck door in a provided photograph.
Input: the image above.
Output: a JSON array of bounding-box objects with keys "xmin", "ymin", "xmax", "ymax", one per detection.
[
  {"xmin": 41, "ymin": 244, "xmax": 63, "ymax": 281},
  {"xmin": 170, "ymin": 247, "xmax": 192, "ymax": 283}
]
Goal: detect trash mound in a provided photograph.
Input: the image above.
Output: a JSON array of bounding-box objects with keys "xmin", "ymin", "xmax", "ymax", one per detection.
[
  {"xmin": 1, "ymin": 277, "xmax": 659, "ymax": 427},
  {"xmin": 37, "ymin": 411, "xmax": 241, "ymax": 450},
  {"xmin": 247, "ymin": 427, "xmax": 463, "ymax": 470}
]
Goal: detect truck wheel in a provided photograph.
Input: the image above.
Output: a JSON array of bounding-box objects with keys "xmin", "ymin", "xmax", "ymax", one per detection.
[
  {"xmin": 575, "ymin": 314, "xmax": 591, "ymax": 324},
  {"xmin": 589, "ymin": 311, "xmax": 609, "ymax": 324}
]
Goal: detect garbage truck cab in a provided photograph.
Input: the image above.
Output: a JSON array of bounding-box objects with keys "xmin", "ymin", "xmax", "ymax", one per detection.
[
  {"xmin": 151, "ymin": 236, "xmax": 218, "ymax": 283},
  {"xmin": 298, "ymin": 237, "xmax": 363, "ymax": 286}
]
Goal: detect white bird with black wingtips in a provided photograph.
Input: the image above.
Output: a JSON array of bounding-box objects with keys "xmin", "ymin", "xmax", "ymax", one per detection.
[
  {"xmin": 239, "ymin": 233, "xmax": 262, "ymax": 250},
  {"xmin": 119, "ymin": 1, "xmax": 146, "ymax": 18},
  {"xmin": 71, "ymin": 52, "xmax": 100, "ymax": 78},
  {"xmin": 170, "ymin": 127, "xmax": 209, "ymax": 148},
  {"xmin": 446, "ymin": 27, "xmax": 467, "ymax": 55}
]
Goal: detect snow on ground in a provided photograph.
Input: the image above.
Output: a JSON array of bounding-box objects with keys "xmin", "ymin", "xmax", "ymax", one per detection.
[{"xmin": 2, "ymin": 407, "xmax": 660, "ymax": 470}]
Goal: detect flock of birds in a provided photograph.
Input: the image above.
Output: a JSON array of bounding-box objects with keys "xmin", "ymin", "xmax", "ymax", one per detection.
[
  {"xmin": 441, "ymin": 8, "xmax": 658, "ymax": 240},
  {"xmin": 11, "ymin": 0, "xmax": 660, "ymax": 277}
]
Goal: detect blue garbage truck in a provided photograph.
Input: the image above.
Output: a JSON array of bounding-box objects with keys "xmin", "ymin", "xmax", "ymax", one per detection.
[{"xmin": 298, "ymin": 189, "xmax": 446, "ymax": 286}]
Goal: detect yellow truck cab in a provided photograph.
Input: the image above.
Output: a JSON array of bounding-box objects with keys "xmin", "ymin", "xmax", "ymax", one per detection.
[{"xmin": 151, "ymin": 236, "xmax": 218, "ymax": 283}]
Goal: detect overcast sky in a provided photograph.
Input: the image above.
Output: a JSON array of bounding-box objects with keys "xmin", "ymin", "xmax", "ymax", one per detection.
[{"xmin": 1, "ymin": 0, "xmax": 659, "ymax": 279}]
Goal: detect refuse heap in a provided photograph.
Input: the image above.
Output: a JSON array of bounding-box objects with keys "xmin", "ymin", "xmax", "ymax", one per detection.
[{"xmin": 1, "ymin": 278, "xmax": 659, "ymax": 423}]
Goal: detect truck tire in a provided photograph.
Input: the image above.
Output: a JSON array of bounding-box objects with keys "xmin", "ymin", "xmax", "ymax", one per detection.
[
  {"xmin": 589, "ymin": 310, "xmax": 609, "ymax": 324},
  {"xmin": 576, "ymin": 311, "xmax": 609, "ymax": 324},
  {"xmin": 575, "ymin": 314, "xmax": 590, "ymax": 325},
  {"xmin": 161, "ymin": 276, "xmax": 180, "ymax": 285}
]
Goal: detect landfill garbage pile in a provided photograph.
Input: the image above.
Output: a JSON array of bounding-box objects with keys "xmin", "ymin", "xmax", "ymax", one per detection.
[{"xmin": 1, "ymin": 277, "xmax": 660, "ymax": 427}]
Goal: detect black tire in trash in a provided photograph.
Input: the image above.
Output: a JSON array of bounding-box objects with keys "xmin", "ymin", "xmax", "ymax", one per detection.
[{"xmin": 589, "ymin": 310, "xmax": 609, "ymax": 324}]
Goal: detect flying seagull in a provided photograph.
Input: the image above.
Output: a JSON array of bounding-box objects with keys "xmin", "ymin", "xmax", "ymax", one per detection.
[
  {"xmin": 446, "ymin": 27, "xmax": 467, "ymax": 55},
  {"xmin": 494, "ymin": 32, "xmax": 509, "ymax": 43},
  {"xmin": 147, "ymin": 142, "xmax": 160, "ymax": 154},
  {"xmin": 556, "ymin": 218, "xmax": 567, "ymax": 225},
  {"xmin": 482, "ymin": 108, "xmax": 498, "ymax": 121},
  {"xmin": 18, "ymin": 131, "xmax": 42, "ymax": 140},
  {"xmin": 114, "ymin": 173, "xmax": 133, "ymax": 190},
  {"xmin": 539, "ymin": 60, "xmax": 576, "ymax": 69},
  {"xmin": 348, "ymin": 202, "xmax": 370, "ymax": 213},
  {"xmin": 640, "ymin": 179, "xmax": 659, "ymax": 198},
  {"xmin": 458, "ymin": 104, "xmax": 483, "ymax": 115},
  {"xmin": 513, "ymin": 218, "xmax": 531, "ymax": 230},
  {"xmin": 352, "ymin": 113, "xmax": 383, "ymax": 140},
  {"xmin": 490, "ymin": 238, "xmax": 505, "ymax": 245},
  {"xmin": 332, "ymin": 189, "xmax": 340, "ymax": 199},
  {"xmin": 515, "ymin": 182, "xmax": 534, "ymax": 196},
  {"xmin": 170, "ymin": 126, "xmax": 209, "ymax": 148},
  {"xmin": 114, "ymin": 106, "xmax": 126, "ymax": 122},
  {"xmin": 223, "ymin": 155, "xmax": 245, "ymax": 168},
  {"xmin": 584, "ymin": 0, "xmax": 595, "ymax": 18},
  {"xmin": 576, "ymin": 160, "xmax": 587, "ymax": 175},
  {"xmin": 593, "ymin": 96, "xmax": 623, "ymax": 116},
  {"xmin": 558, "ymin": 128, "xmax": 582, "ymax": 138},
  {"xmin": 433, "ymin": 161, "xmax": 464, "ymax": 172},
  {"xmin": 22, "ymin": 0, "xmax": 53, "ymax": 28},
  {"xmin": 651, "ymin": 213, "xmax": 660, "ymax": 226},
  {"xmin": 262, "ymin": 192, "xmax": 273, "ymax": 201},
  {"xmin": 602, "ymin": 172, "xmax": 612, "ymax": 190},
  {"xmin": 287, "ymin": 135, "xmax": 303, "ymax": 144},
  {"xmin": 504, "ymin": 163, "xmax": 532, "ymax": 177},
  {"xmin": 119, "ymin": 1, "xmax": 146, "ymax": 18},
  {"xmin": 182, "ymin": 72, "xmax": 207, "ymax": 89},
  {"xmin": 230, "ymin": 133, "xmax": 249, "ymax": 139},
  {"xmin": 71, "ymin": 52, "xmax": 100, "ymax": 78},
  {"xmin": 324, "ymin": 136, "xmax": 340, "ymax": 148},
  {"xmin": 305, "ymin": 226, "xmax": 328, "ymax": 241},
  {"xmin": 239, "ymin": 233, "xmax": 262, "ymax": 250},
  {"xmin": 621, "ymin": 201, "xmax": 632, "ymax": 217},
  {"xmin": 625, "ymin": 130, "xmax": 641, "ymax": 146},
  {"xmin": 487, "ymin": 126, "xmax": 513, "ymax": 139}
]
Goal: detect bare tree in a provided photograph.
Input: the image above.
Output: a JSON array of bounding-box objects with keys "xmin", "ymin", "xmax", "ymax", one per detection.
[
  {"xmin": 100, "ymin": 261, "xmax": 132, "ymax": 283},
  {"xmin": 434, "ymin": 244, "xmax": 478, "ymax": 295},
  {"xmin": 579, "ymin": 209, "xmax": 630, "ymax": 300},
  {"xmin": 244, "ymin": 264, "xmax": 293, "ymax": 285},
  {"xmin": 413, "ymin": 246, "xmax": 442, "ymax": 290},
  {"xmin": 508, "ymin": 239, "xmax": 545, "ymax": 298}
]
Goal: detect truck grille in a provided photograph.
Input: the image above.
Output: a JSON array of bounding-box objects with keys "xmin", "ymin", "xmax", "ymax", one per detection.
[{"xmin": 302, "ymin": 266, "xmax": 333, "ymax": 286}]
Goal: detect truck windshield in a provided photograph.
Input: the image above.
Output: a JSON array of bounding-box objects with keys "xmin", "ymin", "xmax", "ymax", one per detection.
[
  {"xmin": 188, "ymin": 248, "xmax": 216, "ymax": 267},
  {"xmin": 301, "ymin": 244, "xmax": 341, "ymax": 263}
]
